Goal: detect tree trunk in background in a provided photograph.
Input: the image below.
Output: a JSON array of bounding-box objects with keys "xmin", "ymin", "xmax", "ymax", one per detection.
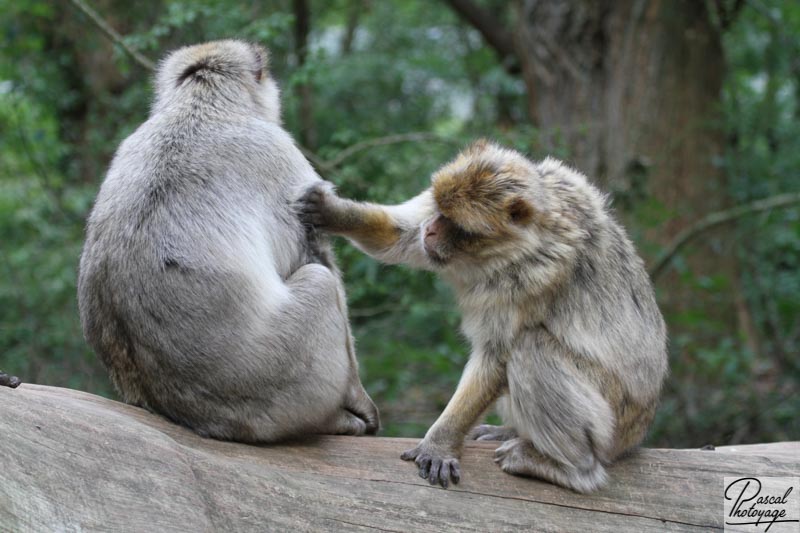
[
  {"xmin": 512, "ymin": 0, "xmax": 737, "ymax": 357},
  {"xmin": 516, "ymin": 0, "xmax": 726, "ymax": 219},
  {"xmin": 45, "ymin": 0, "xmax": 157, "ymax": 183}
]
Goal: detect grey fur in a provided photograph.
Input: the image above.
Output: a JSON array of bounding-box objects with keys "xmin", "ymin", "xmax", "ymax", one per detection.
[
  {"xmin": 77, "ymin": 40, "xmax": 379, "ymax": 442},
  {"xmin": 300, "ymin": 142, "xmax": 667, "ymax": 492}
]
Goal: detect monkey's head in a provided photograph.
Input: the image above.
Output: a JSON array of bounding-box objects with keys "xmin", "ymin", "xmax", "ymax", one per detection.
[
  {"xmin": 423, "ymin": 141, "xmax": 589, "ymax": 270},
  {"xmin": 154, "ymin": 40, "xmax": 281, "ymax": 122}
]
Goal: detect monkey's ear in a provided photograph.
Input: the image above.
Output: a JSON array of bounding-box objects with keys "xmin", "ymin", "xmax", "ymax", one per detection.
[
  {"xmin": 467, "ymin": 138, "xmax": 492, "ymax": 154},
  {"xmin": 507, "ymin": 197, "xmax": 533, "ymax": 225},
  {"xmin": 251, "ymin": 45, "xmax": 268, "ymax": 82}
]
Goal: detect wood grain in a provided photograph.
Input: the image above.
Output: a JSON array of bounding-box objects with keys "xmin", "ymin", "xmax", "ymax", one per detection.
[{"xmin": 0, "ymin": 384, "xmax": 797, "ymax": 532}]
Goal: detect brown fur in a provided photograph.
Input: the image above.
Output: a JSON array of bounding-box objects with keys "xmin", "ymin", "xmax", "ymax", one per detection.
[
  {"xmin": 564, "ymin": 349, "xmax": 657, "ymax": 461},
  {"xmin": 433, "ymin": 168, "xmax": 523, "ymax": 235},
  {"xmin": 337, "ymin": 208, "xmax": 401, "ymax": 251},
  {"xmin": 299, "ymin": 140, "xmax": 667, "ymax": 492}
]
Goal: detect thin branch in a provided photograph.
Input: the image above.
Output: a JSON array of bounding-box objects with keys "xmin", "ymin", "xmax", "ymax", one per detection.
[
  {"xmin": 317, "ymin": 132, "xmax": 460, "ymax": 172},
  {"xmin": 67, "ymin": 0, "xmax": 155, "ymax": 71},
  {"xmin": 746, "ymin": 0, "xmax": 800, "ymax": 75},
  {"xmin": 293, "ymin": 0, "xmax": 317, "ymax": 150},
  {"xmin": 348, "ymin": 302, "xmax": 399, "ymax": 318},
  {"xmin": 649, "ymin": 192, "xmax": 800, "ymax": 281},
  {"xmin": 443, "ymin": 0, "xmax": 518, "ymax": 66},
  {"xmin": 713, "ymin": 0, "xmax": 745, "ymax": 31},
  {"xmin": 340, "ymin": 0, "xmax": 365, "ymax": 55},
  {"xmin": 64, "ymin": 0, "xmax": 454, "ymax": 180},
  {"xmin": 746, "ymin": 0, "xmax": 783, "ymax": 28},
  {"xmin": 298, "ymin": 145, "xmax": 328, "ymax": 171}
]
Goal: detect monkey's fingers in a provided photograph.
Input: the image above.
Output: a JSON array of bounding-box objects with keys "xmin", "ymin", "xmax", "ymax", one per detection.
[
  {"xmin": 296, "ymin": 184, "xmax": 330, "ymax": 227},
  {"xmin": 400, "ymin": 446, "xmax": 421, "ymax": 461},
  {"xmin": 427, "ymin": 457, "xmax": 460, "ymax": 488},
  {"xmin": 402, "ymin": 443, "xmax": 460, "ymax": 488},
  {"xmin": 449, "ymin": 460, "xmax": 461, "ymax": 485},
  {"xmin": 415, "ymin": 453, "xmax": 432, "ymax": 480},
  {"xmin": 428, "ymin": 457, "xmax": 443, "ymax": 486}
]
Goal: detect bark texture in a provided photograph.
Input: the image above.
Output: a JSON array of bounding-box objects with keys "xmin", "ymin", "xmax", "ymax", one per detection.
[
  {"xmin": 515, "ymin": 0, "xmax": 736, "ymax": 356},
  {"xmin": 1, "ymin": 384, "xmax": 797, "ymax": 532},
  {"xmin": 515, "ymin": 0, "xmax": 725, "ymax": 219}
]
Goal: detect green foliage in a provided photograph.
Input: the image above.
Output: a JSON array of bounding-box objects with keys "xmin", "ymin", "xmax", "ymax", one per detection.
[
  {"xmin": 648, "ymin": 0, "xmax": 800, "ymax": 446},
  {"xmin": 0, "ymin": 0, "xmax": 796, "ymax": 444},
  {"xmin": 0, "ymin": 90, "xmax": 111, "ymax": 394}
]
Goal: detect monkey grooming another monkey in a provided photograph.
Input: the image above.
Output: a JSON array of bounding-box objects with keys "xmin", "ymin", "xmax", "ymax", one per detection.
[
  {"xmin": 300, "ymin": 141, "xmax": 667, "ymax": 492},
  {"xmin": 78, "ymin": 40, "xmax": 379, "ymax": 442}
]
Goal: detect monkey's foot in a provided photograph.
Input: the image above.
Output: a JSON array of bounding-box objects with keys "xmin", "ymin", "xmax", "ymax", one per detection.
[
  {"xmin": 344, "ymin": 387, "xmax": 381, "ymax": 436},
  {"xmin": 400, "ymin": 440, "xmax": 461, "ymax": 488},
  {"xmin": 468, "ymin": 424, "xmax": 518, "ymax": 441},
  {"xmin": 494, "ymin": 438, "xmax": 607, "ymax": 493},
  {"xmin": 0, "ymin": 371, "xmax": 21, "ymax": 388},
  {"xmin": 494, "ymin": 438, "xmax": 540, "ymax": 475},
  {"xmin": 329, "ymin": 409, "xmax": 370, "ymax": 436}
]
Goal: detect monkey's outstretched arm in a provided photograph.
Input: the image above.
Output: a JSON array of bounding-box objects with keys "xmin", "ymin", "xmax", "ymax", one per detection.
[
  {"xmin": 401, "ymin": 353, "xmax": 506, "ymax": 487},
  {"xmin": 299, "ymin": 184, "xmax": 435, "ymax": 270}
]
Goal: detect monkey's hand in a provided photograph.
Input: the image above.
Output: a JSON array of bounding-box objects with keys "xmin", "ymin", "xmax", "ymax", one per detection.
[
  {"xmin": 0, "ymin": 371, "xmax": 21, "ymax": 389},
  {"xmin": 401, "ymin": 439, "xmax": 461, "ymax": 488},
  {"xmin": 297, "ymin": 182, "xmax": 343, "ymax": 232},
  {"xmin": 294, "ymin": 182, "xmax": 339, "ymax": 268}
]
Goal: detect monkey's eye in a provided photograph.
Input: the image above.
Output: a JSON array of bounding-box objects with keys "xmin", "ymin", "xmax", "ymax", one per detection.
[
  {"xmin": 437, "ymin": 215, "xmax": 480, "ymax": 240},
  {"xmin": 451, "ymin": 222, "xmax": 482, "ymax": 243},
  {"xmin": 255, "ymin": 68, "xmax": 263, "ymax": 82}
]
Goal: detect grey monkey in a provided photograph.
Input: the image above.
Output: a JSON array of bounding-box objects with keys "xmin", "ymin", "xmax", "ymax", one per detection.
[
  {"xmin": 299, "ymin": 140, "xmax": 668, "ymax": 492},
  {"xmin": 78, "ymin": 40, "xmax": 379, "ymax": 441}
]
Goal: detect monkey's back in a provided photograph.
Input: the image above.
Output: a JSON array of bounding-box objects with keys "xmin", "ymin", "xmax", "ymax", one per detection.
[
  {"xmin": 459, "ymin": 156, "xmax": 669, "ymax": 461},
  {"xmin": 77, "ymin": 114, "xmax": 319, "ymax": 421},
  {"xmin": 540, "ymin": 164, "xmax": 668, "ymax": 458}
]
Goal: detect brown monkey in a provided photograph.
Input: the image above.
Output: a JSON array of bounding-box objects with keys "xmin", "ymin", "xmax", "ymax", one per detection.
[{"xmin": 299, "ymin": 141, "xmax": 667, "ymax": 492}]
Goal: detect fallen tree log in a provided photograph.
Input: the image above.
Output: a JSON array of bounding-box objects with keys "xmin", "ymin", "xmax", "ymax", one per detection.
[{"xmin": 0, "ymin": 384, "xmax": 796, "ymax": 532}]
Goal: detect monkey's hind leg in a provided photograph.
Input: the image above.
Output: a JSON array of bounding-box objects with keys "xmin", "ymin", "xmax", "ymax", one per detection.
[
  {"xmin": 340, "ymin": 381, "xmax": 380, "ymax": 435},
  {"xmin": 493, "ymin": 437, "xmax": 607, "ymax": 493},
  {"xmin": 326, "ymin": 404, "xmax": 381, "ymax": 436},
  {"xmin": 496, "ymin": 330, "xmax": 615, "ymax": 493},
  {"xmin": 331, "ymin": 268, "xmax": 381, "ymax": 436}
]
